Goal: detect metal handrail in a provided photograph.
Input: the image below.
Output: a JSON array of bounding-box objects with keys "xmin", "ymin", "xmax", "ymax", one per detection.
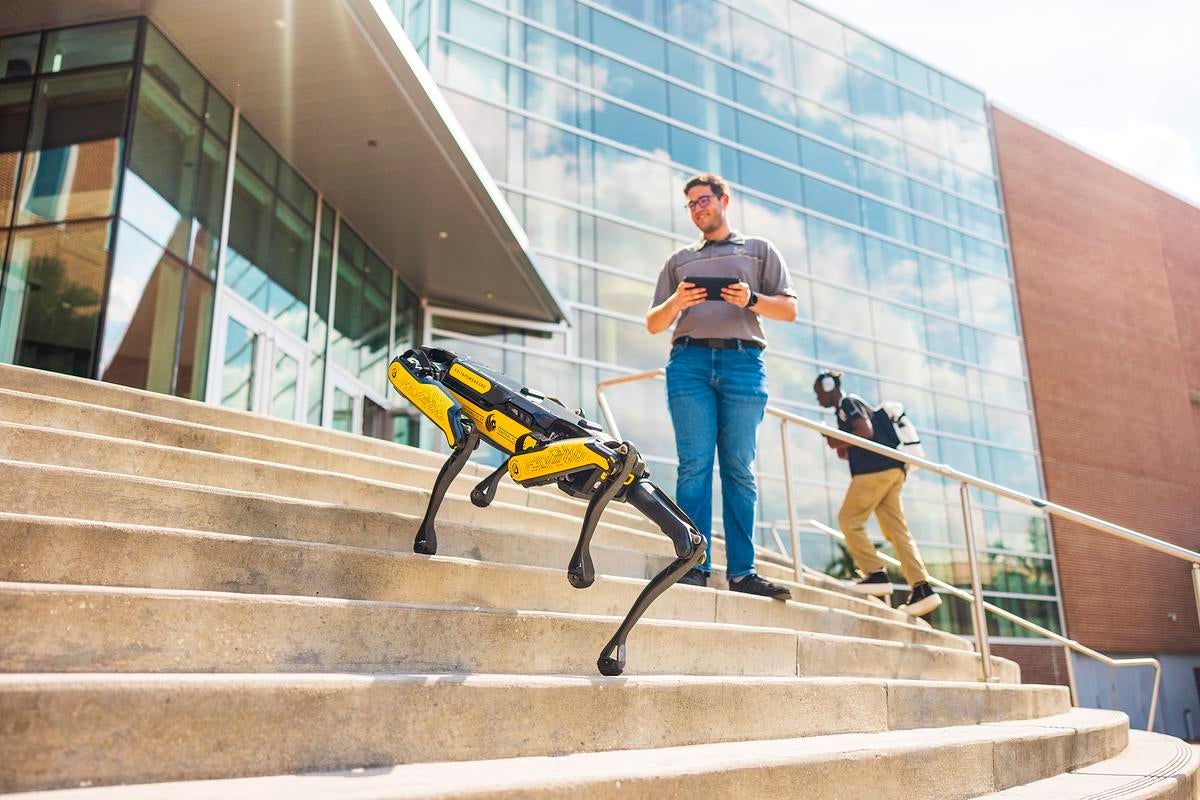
[
  {"xmin": 596, "ymin": 368, "xmax": 1190, "ymax": 730},
  {"xmin": 806, "ymin": 518, "xmax": 1162, "ymax": 733}
]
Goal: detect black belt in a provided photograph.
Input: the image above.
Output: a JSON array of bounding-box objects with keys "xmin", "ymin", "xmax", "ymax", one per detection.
[{"xmin": 674, "ymin": 336, "xmax": 764, "ymax": 350}]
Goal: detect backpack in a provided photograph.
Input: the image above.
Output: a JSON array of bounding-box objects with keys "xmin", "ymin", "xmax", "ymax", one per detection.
[{"xmin": 876, "ymin": 400, "xmax": 925, "ymax": 460}]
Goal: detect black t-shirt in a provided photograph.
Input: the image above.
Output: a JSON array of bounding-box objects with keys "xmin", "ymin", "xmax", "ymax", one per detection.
[{"xmin": 836, "ymin": 394, "xmax": 905, "ymax": 476}]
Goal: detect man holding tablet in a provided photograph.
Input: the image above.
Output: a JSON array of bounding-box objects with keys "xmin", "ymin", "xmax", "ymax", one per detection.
[{"xmin": 646, "ymin": 173, "xmax": 798, "ymax": 598}]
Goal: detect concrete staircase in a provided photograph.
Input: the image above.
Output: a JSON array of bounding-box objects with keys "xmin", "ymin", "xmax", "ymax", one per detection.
[{"xmin": 0, "ymin": 362, "xmax": 1193, "ymax": 799}]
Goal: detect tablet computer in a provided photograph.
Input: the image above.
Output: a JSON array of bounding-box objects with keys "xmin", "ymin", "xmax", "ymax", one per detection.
[{"xmin": 685, "ymin": 276, "xmax": 739, "ymax": 301}]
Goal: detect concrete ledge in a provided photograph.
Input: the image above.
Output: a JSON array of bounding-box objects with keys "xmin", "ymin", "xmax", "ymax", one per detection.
[
  {"xmin": 0, "ymin": 514, "xmax": 970, "ymax": 650},
  {"xmin": 0, "ymin": 707, "xmax": 1127, "ymax": 797},
  {"xmin": 0, "ymin": 582, "xmax": 1014, "ymax": 680}
]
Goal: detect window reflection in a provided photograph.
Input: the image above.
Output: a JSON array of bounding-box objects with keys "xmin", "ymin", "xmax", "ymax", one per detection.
[
  {"xmin": 41, "ymin": 20, "xmax": 137, "ymax": 74},
  {"xmin": 224, "ymin": 126, "xmax": 313, "ymax": 340},
  {"xmin": 17, "ymin": 68, "xmax": 131, "ymax": 225},
  {"xmin": 99, "ymin": 222, "xmax": 185, "ymax": 392},
  {"xmin": 0, "ymin": 221, "xmax": 111, "ymax": 377},
  {"xmin": 330, "ymin": 225, "xmax": 393, "ymax": 396},
  {"xmin": 0, "ymin": 34, "xmax": 40, "ymax": 80},
  {"xmin": 0, "ymin": 82, "xmax": 32, "ymax": 227},
  {"xmin": 175, "ymin": 272, "xmax": 213, "ymax": 400}
]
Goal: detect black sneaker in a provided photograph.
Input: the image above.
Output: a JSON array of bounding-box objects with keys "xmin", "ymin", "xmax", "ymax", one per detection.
[
  {"xmin": 848, "ymin": 569, "xmax": 894, "ymax": 597},
  {"xmin": 677, "ymin": 568, "xmax": 708, "ymax": 587},
  {"xmin": 728, "ymin": 573, "xmax": 791, "ymax": 601},
  {"xmin": 898, "ymin": 581, "xmax": 942, "ymax": 617}
]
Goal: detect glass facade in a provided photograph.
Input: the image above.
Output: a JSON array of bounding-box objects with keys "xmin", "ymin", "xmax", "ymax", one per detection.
[
  {"xmin": 403, "ymin": 0, "xmax": 1059, "ymax": 636},
  {"xmin": 0, "ymin": 20, "xmax": 419, "ymax": 441}
]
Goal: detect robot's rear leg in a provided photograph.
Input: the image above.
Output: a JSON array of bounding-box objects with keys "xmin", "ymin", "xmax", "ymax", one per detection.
[{"xmin": 595, "ymin": 478, "xmax": 705, "ymax": 677}]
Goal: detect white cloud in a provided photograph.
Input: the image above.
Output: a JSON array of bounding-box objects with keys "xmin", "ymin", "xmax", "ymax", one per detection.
[
  {"xmin": 802, "ymin": 0, "xmax": 1200, "ymax": 207},
  {"xmin": 1064, "ymin": 120, "xmax": 1200, "ymax": 205}
]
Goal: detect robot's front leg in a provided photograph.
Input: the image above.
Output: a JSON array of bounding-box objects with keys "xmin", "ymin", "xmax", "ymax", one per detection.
[
  {"xmin": 413, "ymin": 423, "xmax": 481, "ymax": 555},
  {"xmin": 596, "ymin": 477, "xmax": 705, "ymax": 677}
]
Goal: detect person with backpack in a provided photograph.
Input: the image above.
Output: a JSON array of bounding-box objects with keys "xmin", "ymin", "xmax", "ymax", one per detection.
[{"xmin": 813, "ymin": 370, "xmax": 942, "ymax": 617}]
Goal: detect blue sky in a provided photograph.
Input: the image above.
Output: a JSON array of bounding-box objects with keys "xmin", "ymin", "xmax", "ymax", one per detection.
[{"xmin": 806, "ymin": 0, "xmax": 1200, "ymax": 207}]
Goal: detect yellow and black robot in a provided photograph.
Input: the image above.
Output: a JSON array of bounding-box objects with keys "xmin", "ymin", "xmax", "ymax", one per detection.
[{"xmin": 388, "ymin": 346, "xmax": 705, "ymax": 676}]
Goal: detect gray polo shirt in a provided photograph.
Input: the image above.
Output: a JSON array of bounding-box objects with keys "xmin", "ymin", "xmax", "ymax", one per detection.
[{"xmin": 652, "ymin": 231, "xmax": 794, "ymax": 347}]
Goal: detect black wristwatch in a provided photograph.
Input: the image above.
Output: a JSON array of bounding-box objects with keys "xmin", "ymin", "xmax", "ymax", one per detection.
[{"xmin": 746, "ymin": 290, "xmax": 759, "ymax": 309}]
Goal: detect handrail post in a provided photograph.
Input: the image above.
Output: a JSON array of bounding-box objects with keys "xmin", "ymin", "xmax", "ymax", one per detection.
[
  {"xmin": 1063, "ymin": 644, "xmax": 1078, "ymax": 706},
  {"xmin": 778, "ymin": 417, "xmax": 802, "ymax": 584},
  {"xmin": 959, "ymin": 482, "xmax": 993, "ymax": 682},
  {"xmin": 595, "ymin": 391, "xmax": 621, "ymax": 442},
  {"xmin": 1192, "ymin": 564, "xmax": 1200, "ymax": 634}
]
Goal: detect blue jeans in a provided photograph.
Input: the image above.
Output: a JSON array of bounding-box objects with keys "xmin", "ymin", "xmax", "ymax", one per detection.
[{"xmin": 665, "ymin": 343, "xmax": 768, "ymax": 579}]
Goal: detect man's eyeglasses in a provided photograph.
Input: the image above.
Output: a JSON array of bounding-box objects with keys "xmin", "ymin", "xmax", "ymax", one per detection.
[{"xmin": 685, "ymin": 194, "xmax": 719, "ymax": 212}]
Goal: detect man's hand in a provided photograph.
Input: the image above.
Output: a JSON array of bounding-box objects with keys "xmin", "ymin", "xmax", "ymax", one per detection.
[
  {"xmin": 720, "ymin": 280, "xmax": 752, "ymax": 308},
  {"xmin": 672, "ymin": 280, "xmax": 708, "ymax": 312},
  {"xmin": 824, "ymin": 434, "xmax": 842, "ymax": 449}
]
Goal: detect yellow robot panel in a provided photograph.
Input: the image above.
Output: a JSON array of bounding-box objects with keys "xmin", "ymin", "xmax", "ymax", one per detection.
[
  {"xmin": 448, "ymin": 392, "xmax": 536, "ymax": 455},
  {"xmin": 508, "ymin": 438, "xmax": 613, "ymax": 483},
  {"xmin": 388, "ymin": 360, "xmax": 461, "ymax": 447},
  {"xmin": 448, "ymin": 363, "xmax": 493, "ymax": 395}
]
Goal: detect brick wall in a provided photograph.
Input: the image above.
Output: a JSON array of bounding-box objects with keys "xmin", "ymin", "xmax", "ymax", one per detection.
[
  {"xmin": 993, "ymin": 643, "xmax": 1068, "ymax": 687},
  {"xmin": 992, "ymin": 108, "xmax": 1200, "ymax": 656}
]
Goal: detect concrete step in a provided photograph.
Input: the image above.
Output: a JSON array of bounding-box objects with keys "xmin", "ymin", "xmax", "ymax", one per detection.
[
  {"xmin": 0, "ymin": 366, "xmax": 862, "ymax": 602},
  {"xmin": 0, "ymin": 422, "xmax": 677, "ymax": 557},
  {"xmin": 0, "ymin": 707, "xmax": 1126, "ymax": 797},
  {"xmin": 0, "ymin": 363, "xmax": 421, "ymax": 464},
  {"xmin": 975, "ymin": 730, "xmax": 1199, "ymax": 799},
  {"xmin": 0, "ymin": 388, "xmax": 654, "ymax": 535},
  {"xmin": 0, "ymin": 514, "xmax": 972, "ymax": 652},
  {"xmin": 0, "ymin": 582, "xmax": 1017, "ymax": 680},
  {"xmin": 0, "ymin": 465, "xmax": 917, "ymax": 625}
]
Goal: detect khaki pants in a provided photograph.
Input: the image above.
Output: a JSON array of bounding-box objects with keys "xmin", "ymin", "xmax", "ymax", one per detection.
[{"xmin": 837, "ymin": 468, "xmax": 929, "ymax": 586}]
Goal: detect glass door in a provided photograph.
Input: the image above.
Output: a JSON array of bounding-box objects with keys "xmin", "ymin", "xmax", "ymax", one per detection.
[
  {"xmin": 208, "ymin": 291, "xmax": 308, "ymax": 421},
  {"xmin": 324, "ymin": 363, "xmax": 362, "ymax": 433}
]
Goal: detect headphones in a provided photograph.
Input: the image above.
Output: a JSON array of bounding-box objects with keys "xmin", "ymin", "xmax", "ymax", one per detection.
[{"xmin": 817, "ymin": 373, "xmax": 837, "ymax": 392}]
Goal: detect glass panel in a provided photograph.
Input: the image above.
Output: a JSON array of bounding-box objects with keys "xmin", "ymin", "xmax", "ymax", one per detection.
[
  {"xmin": 234, "ymin": 121, "xmax": 277, "ymax": 184},
  {"xmin": 792, "ymin": 41, "xmax": 848, "ymax": 110},
  {"xmin": 219, "ymin": 316, "xmax": 257, "ymax": 411},
  {"xmin": 591, "ymin": 8, "xmax": 665, "ymax": 72},
  {"xmin": 393, "ymin": 279, "xmax": 416, "ymax": 352},
  {"xmin": 665, "ymin": 1, "xmax": 732, "ymax": 61},
  {"xmin": 175, "ymin": 272, "xmax": 214, "ymax": 400},
  {"xmin": 788, "ymin": 4, "xmax": 843, "ymax": 54},
  {"xmin": 17, "ymin": 68, "xmax": 131, "ymax": 225},
  {"xmin": 331, "ymin": 386, "xmax": 354, "ymax": 431},
  {"xmin": 844, "ymin": 29, "xmax": 894, "ymax": 78},
  {"xmin": 204, "ymin": 88, "xmax": 233, "ymax": 140},
  {"xmin": 277, "ymin": 162, "xmax": 315, "ymax": 221},
  {"xmin": 266, "ymin": 201, "xmax": 313, "ymax": 338},
  {"xmin": 270, "ymin": 347, "xmax": 299, "ymax": 419},
  {"xmin": 99, "ymin": 222, "xmax": 185, "ymax": 393},
  {"xmin": 0, "ymin": 82, "xmax": 32, "ymax": 227},
  {"xmin": 0, "ymin": 221, "xmax": 111, "ymax": 377},
  {"xmin": 307, "ymin": 354, "xmax": 325, "ymax": 425},
  {"xmin": 359, "ymin": 280, "xmax": 390, "ymax": 392},
  {"xmin": 0, "ymin": 33, "xmax": 40, "ymax": 80},
  {"xmin": 224, "ymin": 163, "xmax": 272, "ymax": 307},
  {"xmin": 309, "ymin": 237, "xmax": 332, "ymax": 354},
  {"xmin": 41, "ymin": 20, "xmax": 138, "ymax": 74},
  {"xmin": 731, "ymin": 11, "xmax": 791, "ymax": 85},
  {"xmin": 123, "ymin": 72, "xmax": 202, "ymax": 261},
  {"xmin": 806, "ymin": 217, "xmax": 865, "ymax": 287},
  {"xmin": 191, "ymin": 130, "xmax": 228, "ymax": 278},
  {"xmin": 142, "ymin": 26, "xmax": 204, "ymax": 115}
]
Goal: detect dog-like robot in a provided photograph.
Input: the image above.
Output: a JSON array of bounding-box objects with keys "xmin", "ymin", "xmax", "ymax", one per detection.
[{"xmin": 388, "ymin": 346, "xmax": 706, "ymax": 676}]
